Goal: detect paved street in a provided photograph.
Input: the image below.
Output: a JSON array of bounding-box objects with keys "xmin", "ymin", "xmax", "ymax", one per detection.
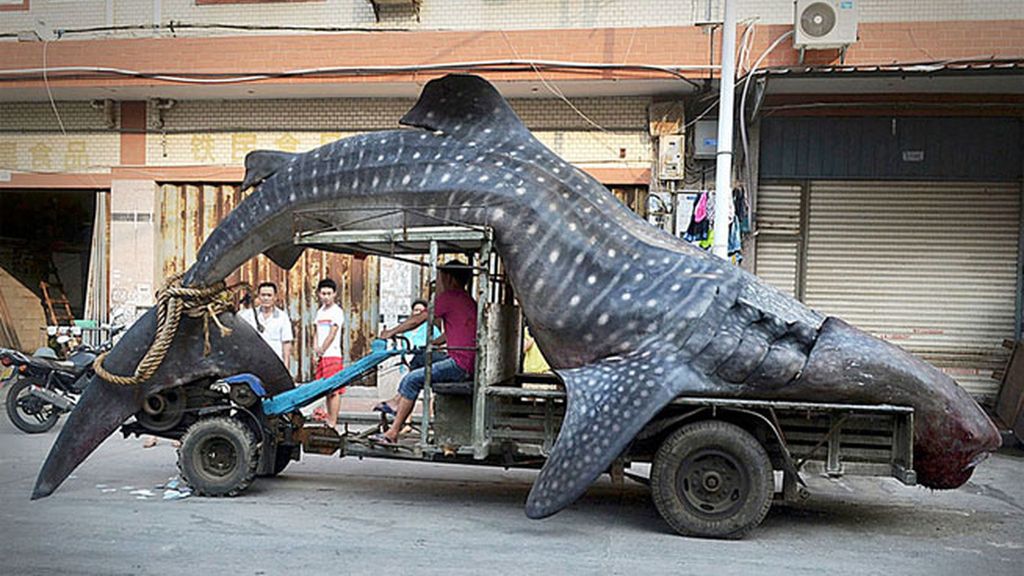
[{"xmin": 1, "ymin": 399, "xmax": 1022, "ymax": 576}]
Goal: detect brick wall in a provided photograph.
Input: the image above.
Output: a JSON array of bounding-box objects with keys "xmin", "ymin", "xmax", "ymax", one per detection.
[
  {"xmin": 143, "ymin": 96, "xmax": 653, "ymax": 170},
  {"xmin": 0, "ymin": 102, "xmax": 119, "ymax": 173},
  {"xmin": 2, "ymin": 1, "xmax": 1021, "ymax": 37}
]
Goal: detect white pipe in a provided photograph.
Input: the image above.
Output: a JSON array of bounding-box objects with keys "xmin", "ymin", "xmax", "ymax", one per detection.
[{"xmin": 712, "ymin": 0, "xmax": 737, "ymax": 260}]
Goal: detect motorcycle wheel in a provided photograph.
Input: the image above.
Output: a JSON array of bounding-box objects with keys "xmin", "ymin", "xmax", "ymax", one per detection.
[{"xmin": 5, "ymin": 377, "xmax": 61, "ymax": 434}]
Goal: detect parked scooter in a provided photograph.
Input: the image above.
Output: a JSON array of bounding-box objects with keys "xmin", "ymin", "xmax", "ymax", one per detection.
[{"xmin": 1, "ymin": 324, "xmax": 124, "ymax": 433}]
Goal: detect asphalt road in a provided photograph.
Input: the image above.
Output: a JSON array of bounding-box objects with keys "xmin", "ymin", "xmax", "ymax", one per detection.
[{"xmin": 1, "ymin": 408, "xmax": 1022, "ymax": 576}]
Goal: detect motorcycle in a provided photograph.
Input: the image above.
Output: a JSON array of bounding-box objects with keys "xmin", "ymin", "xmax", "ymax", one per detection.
[{"xmin": 1, "ymin": 324, "xmax": 124, "ymax": 434}]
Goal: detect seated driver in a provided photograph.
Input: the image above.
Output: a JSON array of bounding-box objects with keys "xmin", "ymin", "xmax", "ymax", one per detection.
[{"xmin": 374, "ymin": 259, "xmax": 477, "ymax": 444}]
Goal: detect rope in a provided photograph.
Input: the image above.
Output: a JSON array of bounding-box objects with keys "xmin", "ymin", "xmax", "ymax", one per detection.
[{"xmin": 92, "ymin": 274, "xmax": 246, "ymax": 386}]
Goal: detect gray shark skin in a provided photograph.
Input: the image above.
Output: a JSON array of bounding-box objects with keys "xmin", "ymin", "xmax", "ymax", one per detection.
[
  {"xmin": 31, "ymin": 313, "xmax": 293, "ymax": 499},
  {"xmin": 34, "ymin": 75, "xmax": 1000, "ymax": 516}
]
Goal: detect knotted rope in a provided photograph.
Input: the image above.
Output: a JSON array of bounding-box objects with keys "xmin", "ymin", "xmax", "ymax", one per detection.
[{"xmin": 93, "ymin": 274, "xmax": 247, "ymax": 386}]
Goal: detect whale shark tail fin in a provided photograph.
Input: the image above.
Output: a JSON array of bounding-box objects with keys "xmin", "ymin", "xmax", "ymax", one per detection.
[
  {"xmin": 242, "ymin": 150, "xmax": 297, "ymax": 190},
  {"xmin": 525, "ymin": 352, "xmax": 703, "ymax": 519},
  {"xmin": 399, "ymin": 74, "xmax": 532, "ymax": 143}
]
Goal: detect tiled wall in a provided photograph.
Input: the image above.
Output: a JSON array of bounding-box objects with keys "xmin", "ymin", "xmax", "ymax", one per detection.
[
  {"xmin": 143, "ymin": 96, "xmax": 653, "ymax": 169},
  {"xmin": 0, "ymin": 102, "xmax": 119, "ymax": 173},
  {"xmin": 2, "ymin": 1, "xmax": 1020, "ymax": 38}
]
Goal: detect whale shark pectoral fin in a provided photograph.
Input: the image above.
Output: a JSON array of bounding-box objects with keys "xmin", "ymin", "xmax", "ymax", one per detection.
[
  {"xmin": 242, "ymin": 150, "xmax": 297, "ymax": 190},
  {"xmin": 399, "ymin": 74, "xmax": 532, "ymax": 143},
  {"xmin": 525, "ymin": 354, "xmax": 704, "ymax": 519},
  {"xmin": 263, "ymin": 243, "xmax": 304, "ymax": 271}
]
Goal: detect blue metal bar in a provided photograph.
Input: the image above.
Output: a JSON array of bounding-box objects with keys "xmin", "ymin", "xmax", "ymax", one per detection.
[{"xmin": 261, "ymin": 339, "xmax": 404, "ymax": 416}]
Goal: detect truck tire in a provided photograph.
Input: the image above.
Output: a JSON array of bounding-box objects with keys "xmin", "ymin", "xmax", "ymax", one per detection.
[
  {"xmin": 178, "ymin": 416, "xmax": 259, "ymax": 497},
  {"xmin": 5, "ymin": 377, "xmax": 60, "ymax": 434},
  {"xmin": 651, "ymin": 419, "xmax": 773, "ymax": 539}
]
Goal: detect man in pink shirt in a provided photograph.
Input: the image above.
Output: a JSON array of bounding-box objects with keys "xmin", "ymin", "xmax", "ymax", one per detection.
[{"xmin": 375, "ymin": 260, "xmax": 477, "ymax": 444}]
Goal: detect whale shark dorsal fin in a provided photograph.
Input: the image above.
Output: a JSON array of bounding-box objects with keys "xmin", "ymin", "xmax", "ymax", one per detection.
[
  {"xmin": 525, "ymin": 350, "xmax": 706, "ymax": 519},
  {"xmin": 263, "ymin": 243, "xmax": 304, "ymax": 271},
  {"xmin": 242, "ymin": 150, "xmax": 297, "ymax": 191},
  {"xmin": 399, "ymin": 74, "xmax": 531, "ymax": 142}
]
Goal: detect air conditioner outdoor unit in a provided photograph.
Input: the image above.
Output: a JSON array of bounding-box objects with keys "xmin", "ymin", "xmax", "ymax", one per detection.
[{"xmin": 794, "ymin": 0, "xmax": 858, "ymax": 50}]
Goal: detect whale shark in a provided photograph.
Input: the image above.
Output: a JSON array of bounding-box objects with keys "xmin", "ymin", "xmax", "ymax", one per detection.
[{"xmin": 34, "ymin": 75, "xmax": 1000, "ymax": 519}]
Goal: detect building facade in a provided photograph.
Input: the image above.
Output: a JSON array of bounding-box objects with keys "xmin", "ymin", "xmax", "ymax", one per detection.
[{"xmin": 1, "ymin": 1, "xmax": 1021, "ymax": 400}]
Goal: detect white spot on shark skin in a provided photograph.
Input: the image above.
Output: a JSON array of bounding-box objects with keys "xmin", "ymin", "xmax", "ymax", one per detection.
[
  {"xmin": 515, "ymin": 187, "xmax": 526, "ymax": 195},
  {"xmin": 492, "ymin": 208, "xmax": 505, "ymax": 221},
  {"xmin": 377, "ymin": 154, "xmax": 385, "ymax": 162},
  {"xmin": 646, "ymin": 299, "xmax": 658, "ymax": 307},
  {"xmin": 583, "ymin": 206, "xmax": 592, "ymax": 214},
  {"xmin": 526, "ymin": 224, "xmax": 538, "ymax": 236},
  {"xmin": 468, "ymin": 141, "xmax": 478, "ymax": 147},
  {"xmin": 684, "ymin": 268, "xmax": 693, "ymax": 274},
  {"xmin": 334, "ymin": 180, "xmax": 341, "ymax": 192},
  {"xmin": 312, "ymin": 185, "xmax": 319, "ymax": 195},
  {"xmin": 533, "ymin": 278, "xmax": 545, "ymax": 292},
  {"xmin": 548, "ymin": 250, "xmax": 560, "ymax": 264},
  {"xmin": 569, "ymin": 295, "xmax": 581, "ymax": 306},
  {"xmin": 622, "ymin": 293, "xmax": 632, "ymax": 301},
  {"xmin": 372, "ymin": 176, "xmax": 380, "ymax": 188},
  {"xmin": 568, "ymin": 222, "xmax": 577, "ymax": 232},
  {"xmin": 537, "ymin": 176, "xmax": 546, "ymax": 183},
  {"xmin": 287, "ymin": 166, "xmax": 293, "ymax": 173},
  {"xmin": 402, "ymin": 174, "xmax": 412, "ymax": 186},
  {"xmin": 351, "ymin": 177, "xmax": 359, "ymax": 189},
  {"xmin": 420, "ymin": 133, "xmax": 428, "ymax": 140},
  {"xmin": 662, "ymin": 256, "xmax": 672, "ymax": 264},
  {"xmin": 412, "ymin": 151, "xmax": 421, "ymax": 160},
  {"xmin": 441, "ymin": 173, "xmax": 451, "ymax": 183},
  {"xmin": 426, "ymin": 111, "xmax": 435, "ymax": 119},
  {"xmin": 587, "ymin": 275, "xmax": 597, "ymax": 285},
  {"xmin": 597, "ymin": 314, "xmax": 609, "ymax": 326},
  {"xmin": 453, "ymin": 124, "xmax": 462, "ymax": 132},
  {"xmin": 548, "ymin": 203, "xmax": 558, "ymax": 212},
  {"xmin": 312, "ymin": 168, "xmax": 318, "ymax": 178},
  {"xmin": 574, "ymin": 252, "xmax": 585, "ymax": 264},
  {"xmin": 608, "ymin": 249, "xmax": 617, "ymax": 258},
  {"xmin": 289, "ymin": 193, "xmax": 296, "ymax": 202},
  {"xmin": 478, "ymin": 175, "xmax": 489, "ymax": 183},
  {"xmin": 671, "ymin": 284, "xmax": 681, "ymax": 292},
  {"xmin": 634, "ymin": 273, "xmax": 644, "ymax": 282},
  {"xmin": 455, "ymin": 155, "xmax": 465, "ymax": 161}
]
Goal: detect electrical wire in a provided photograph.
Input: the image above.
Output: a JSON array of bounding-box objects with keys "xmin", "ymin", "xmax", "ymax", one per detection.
[
  {"xmin": 737, "ymin": 29, "xmax": 793, "ymax": 193},
  {"xmin": 0, "ymin": 59, "xmax": 714, "ymax": 86},
  {"xmin": 41, "ymin": 39, "xmax": 67, "ymax": 136}
]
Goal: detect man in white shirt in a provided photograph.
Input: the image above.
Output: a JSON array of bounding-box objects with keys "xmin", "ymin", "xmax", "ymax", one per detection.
[
  {"xmin": 314, "ymin": 278, "xmax": 345, "ymax": 427},
  {"xmin": 241, "ymin": 282, "xmax": 294, "ymax": 370}
]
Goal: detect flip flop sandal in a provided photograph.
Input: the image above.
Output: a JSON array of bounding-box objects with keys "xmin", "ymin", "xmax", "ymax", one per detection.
[
  {"xmin": 372, "ymin": 401, "xmax": 397, "ymax": 416},
  {"xmin": 369, "ymin": 433, "xmax": 397, "ymax": 445}
]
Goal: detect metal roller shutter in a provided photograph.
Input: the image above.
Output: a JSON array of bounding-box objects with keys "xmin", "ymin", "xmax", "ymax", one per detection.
[
  {"xmin": 804, "ymin": 181, "xmax": 1020, "ymax": 403},
  {"xmin": 754, "ymin": 182, "xmax": 804, "ymax": 298},
  {"xmin": 156, "ymin": 183, "xmax": 379, "ymax": 381}
]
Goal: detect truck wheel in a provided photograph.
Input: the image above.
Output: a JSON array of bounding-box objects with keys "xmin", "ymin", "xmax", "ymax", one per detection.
[
  {"xmin": 651, "ymin": 420, "xmax": 773, "ymax": 539},
  {"xmin": 178, "ymin": 416, "xmax": 259, "ymax": 497},
  {"xmin": 5, "ymin": 378, "xmax": 60, "ymax": 434}
]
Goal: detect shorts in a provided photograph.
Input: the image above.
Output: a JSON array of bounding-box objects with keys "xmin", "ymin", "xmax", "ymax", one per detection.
[{"xmin": 316, "ymin": 357, "xmax": 345, "ymax": 396}]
